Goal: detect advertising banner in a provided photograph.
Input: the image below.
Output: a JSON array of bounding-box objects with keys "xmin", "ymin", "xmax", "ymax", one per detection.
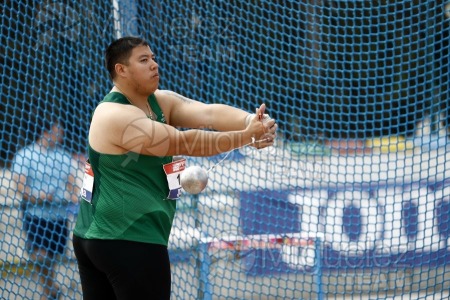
[{"xmin": 240, "ymin": 181, "xmax": 450, "ymax": 274}]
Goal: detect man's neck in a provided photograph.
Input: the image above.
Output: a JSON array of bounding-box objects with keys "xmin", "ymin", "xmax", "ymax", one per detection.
[{"xmin": 112, "ymin": 82, "xmax": 148, "ymax": 106}]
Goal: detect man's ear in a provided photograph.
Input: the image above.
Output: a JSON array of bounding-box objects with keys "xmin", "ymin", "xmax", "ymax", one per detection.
[{"xmin": 115, "ymin": 63, "xmax": 126, "ymax": 78}]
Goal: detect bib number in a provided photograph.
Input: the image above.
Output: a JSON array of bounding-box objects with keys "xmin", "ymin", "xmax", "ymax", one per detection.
[
  {"xmin": 80, "ymin": 161, "xmax": 94, "ymax": 204},
  {"xmin": 163, "ymin": 158, "xmax": 186, "ymax": 199}
]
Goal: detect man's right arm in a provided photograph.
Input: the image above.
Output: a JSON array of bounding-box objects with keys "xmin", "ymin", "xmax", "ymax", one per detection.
[{"xmin": 89, "ymin": 102, "xmax": 275, "ymax": 157}]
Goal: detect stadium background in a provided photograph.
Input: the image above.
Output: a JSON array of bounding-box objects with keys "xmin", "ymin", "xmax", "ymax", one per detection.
[{"xmin": 1, "ymin": 0, "xmax": 450, "ymax": 299}]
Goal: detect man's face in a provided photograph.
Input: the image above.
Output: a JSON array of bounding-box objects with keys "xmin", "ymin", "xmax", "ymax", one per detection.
[{"xmin": 126, "ymin": 45, "xmax": 160, "ymax": 94}]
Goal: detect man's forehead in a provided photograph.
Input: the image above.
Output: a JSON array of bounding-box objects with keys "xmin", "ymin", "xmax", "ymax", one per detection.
[{"xmin": 131, "ymin": 45, "xmax": 154, "ymax": 57}]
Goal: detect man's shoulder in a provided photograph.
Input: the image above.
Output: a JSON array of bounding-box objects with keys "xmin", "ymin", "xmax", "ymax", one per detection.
[
  {"xmin": 89, "ymin": 99, "xmax": 147, "ymax": 154},
  {"xmin": 16, "ymin": 143, "xmax": 38, "ymax": 157},
  {"xmin": 101, "ymin": 92, "xmax": 130, "ymax": 105},
  {"xmin": 154, "ymin": 89, "xmax": 177, "ymax": 112},
  {"xmin": 93, "ymin": 93, "xmax": 132, "ymax": 115},
  {"xmin": 11, "ymin": 144, "xmax": 38, "ymax": 170},
  {"xmin": 93, "ymin": 101, "xmax": 143, "ymax": 125}
]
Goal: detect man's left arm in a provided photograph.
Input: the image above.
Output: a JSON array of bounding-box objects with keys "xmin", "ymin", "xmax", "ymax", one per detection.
[{"xmin": 155, "ymin": 90, "xmax": 274, "ymax": 132}]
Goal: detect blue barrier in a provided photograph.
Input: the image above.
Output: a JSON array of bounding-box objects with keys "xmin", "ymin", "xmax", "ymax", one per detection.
[{"xmin": 240, "ymin": 180, "xmax": 450, "ymax": 274}]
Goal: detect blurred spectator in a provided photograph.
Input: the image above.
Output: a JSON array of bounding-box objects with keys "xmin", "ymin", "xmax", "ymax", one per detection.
[{"xmin": 11, "ymin": 118, "xmax": 78, "ymax": 300}]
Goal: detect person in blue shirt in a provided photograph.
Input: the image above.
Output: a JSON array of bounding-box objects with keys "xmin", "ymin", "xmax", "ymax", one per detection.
[{"xmin": 12, "ymin": 118, "xmax": 78, "ymax": 300}]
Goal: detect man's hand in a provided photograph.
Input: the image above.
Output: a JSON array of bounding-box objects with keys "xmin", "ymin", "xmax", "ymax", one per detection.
[
  {"xmin": 261, "ymin": 113, "xmax": 278, "ymax": 144},
  {"xmin": 246, "ymin": 104, "xmax": 278, "ymax": 149}
]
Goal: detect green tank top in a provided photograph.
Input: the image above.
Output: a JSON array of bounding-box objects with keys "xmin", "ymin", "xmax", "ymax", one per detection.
[{"xmin": 73, "ymin": 92, "xmax": 175, "ymax": 246}]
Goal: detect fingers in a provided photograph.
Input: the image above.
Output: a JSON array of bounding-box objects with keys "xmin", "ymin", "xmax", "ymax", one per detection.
[
  {"xmin": 252, "ymin": 124, "xmax": 277, "ymax": 148},
  {"xmin": 250, "ymin": 104, "xmax": 278, "ymax": 149},
  {"xmin": 262, "ymin": 118, "xmax": 276, "ymax": 130},
  {"xmin": 261, "ymin": 116, "xmax": 277, "ymax": 137},
  {"xmin": 252, "ymin": 135, "xmax": 275, "ymax": 149},
  {"xmin": 256, "ymin": 103, "xmax": 266, "ymax": 120},
  {"xmin": 266, "ymin": 122, "xmax": 277, "ymax": 135}
]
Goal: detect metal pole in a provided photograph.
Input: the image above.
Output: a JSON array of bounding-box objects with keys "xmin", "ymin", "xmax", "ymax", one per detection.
[
  {"xmin": 111, "ymin": 0, "xmax": 122, "ymax": 38},
  {"xmin": 315, "ymin": 238, "xmax": 323, "ymax": 300}
]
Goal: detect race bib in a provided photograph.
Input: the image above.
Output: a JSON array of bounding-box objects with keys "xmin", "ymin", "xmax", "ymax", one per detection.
[
  {"xmin": 80, "ymin": 161, "xmax": 94, "ymax": 204},
  {"xmin": 163, "ymin": 158, "xmax": 186, "ymax": 200}
]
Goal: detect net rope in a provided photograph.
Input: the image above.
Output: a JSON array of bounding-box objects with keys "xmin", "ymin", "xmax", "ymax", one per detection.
[{"xmin": 1, "ymin": 1, "xmax": 450, "ymax": 299}]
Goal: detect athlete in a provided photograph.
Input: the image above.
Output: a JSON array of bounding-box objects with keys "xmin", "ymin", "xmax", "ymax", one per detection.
[{"xmin": 72, "ymin": 36, "xmax": 277, "ymax": 300}]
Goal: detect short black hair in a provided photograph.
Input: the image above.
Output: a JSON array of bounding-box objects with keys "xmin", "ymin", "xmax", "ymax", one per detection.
[{"xmin": 105, "ymin": 36, "xmax": 150, "ymax": 80}]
